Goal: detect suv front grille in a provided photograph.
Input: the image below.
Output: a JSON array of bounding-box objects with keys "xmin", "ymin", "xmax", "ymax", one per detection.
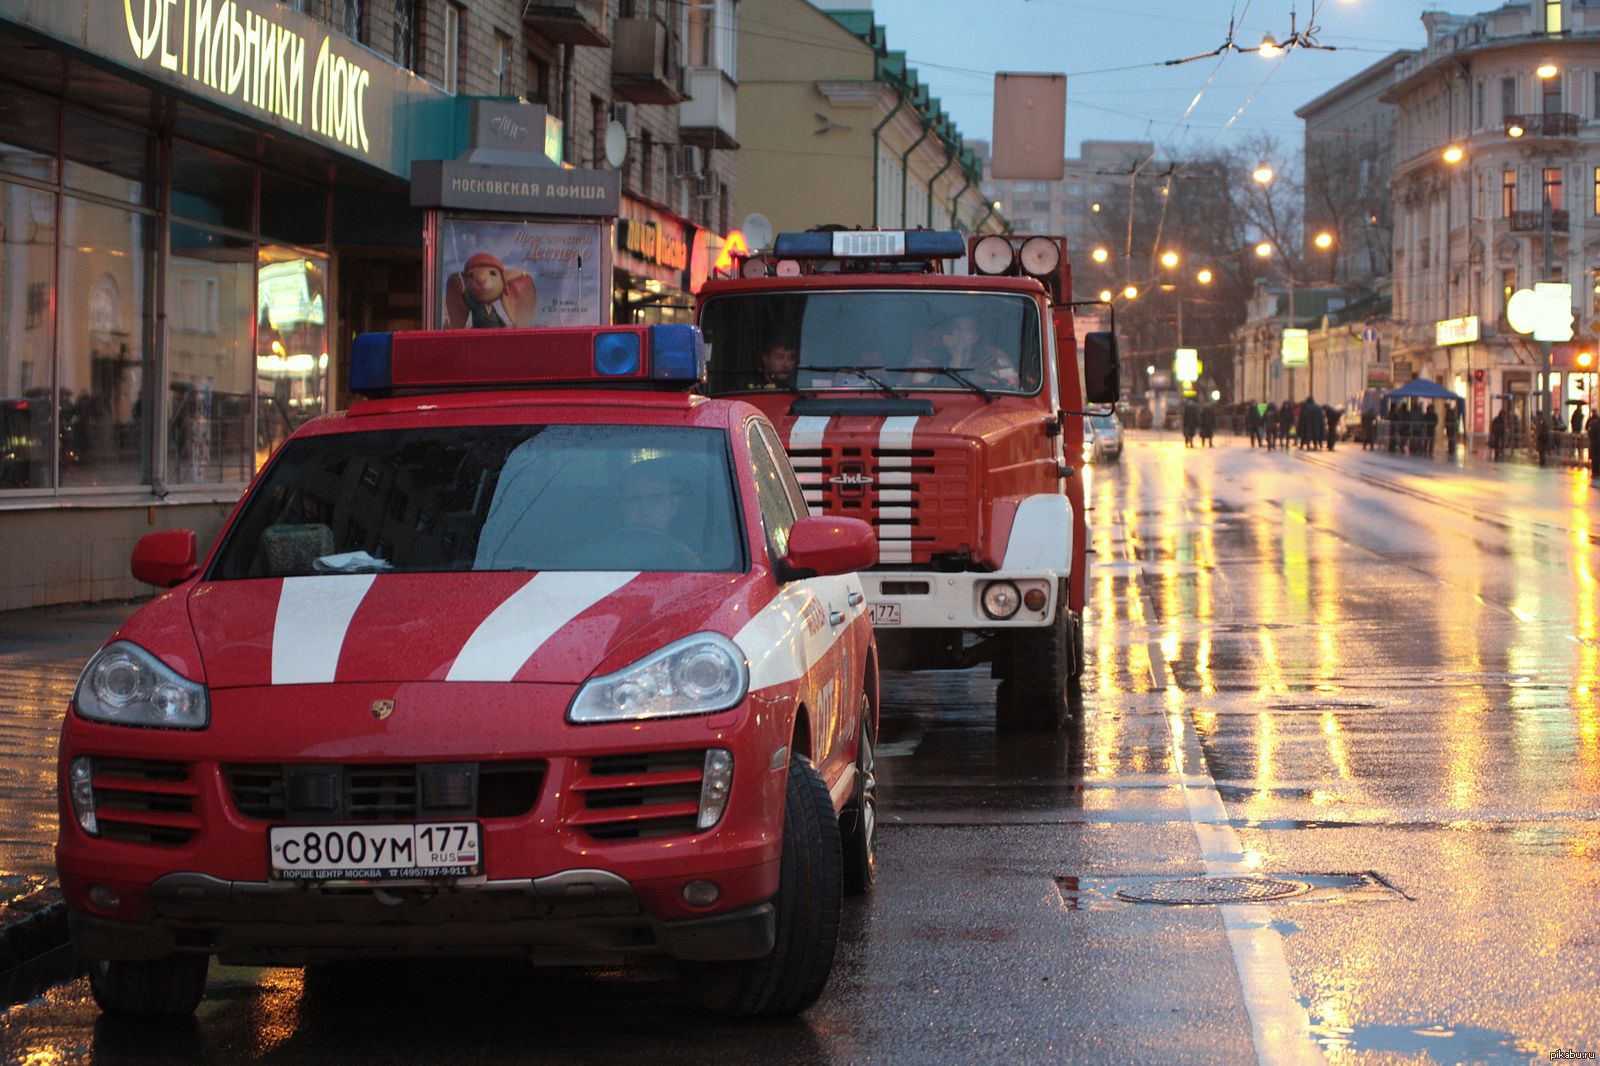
[
  {"xmin": 570, "ymin": 750, "xmax": 706, "ymax": 841},
  {"xmin": 92, "ymin": 758, "xmax": 200, "ymax": 846},
  {"xmin": 223, "ymin": 762, "xmax": 544, "ymax": 822}
]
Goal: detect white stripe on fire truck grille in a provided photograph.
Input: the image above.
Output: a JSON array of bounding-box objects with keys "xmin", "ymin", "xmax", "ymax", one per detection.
[
  {"xmin": 879, "ymin": 490, "xmax": 912, "ymax": 503},
  {"xmin": 878, "ymin": 471, "xmax": 912, "ymax": 485},
  {"xmin": 878, "ymin": 416, "xmax": 919, "ymax": 452},
  {"xmin": 877, "ymin": 455, "xmax": 913, "ymax": 467},
  {"xmin": 447, "ymin": 571, "xmax": 639, "ymax": 682},
  {"xmin": 878, "ymin": 545, "xmax": 914, "ymax": 564},
  {"xmin": 788, "ymin": 416, "xmax": 830, "ymax": 452},
  {"xmin": 878, "ymin": 507, "xmax": 913, "ymax": 520},
  {"xmin": 272, "ymin": 574, "xmax": 378, "ymax": 685}
]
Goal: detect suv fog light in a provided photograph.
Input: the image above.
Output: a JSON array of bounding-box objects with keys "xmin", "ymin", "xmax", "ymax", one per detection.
[
  {"xmin": 682, "ymin": 880, "xmax": 721, "ymax": 906},
  {"xmin": 981, "ymin": 581, "xmax": 1022, "ymax": 620},
  {"xmin": 1023, "ymin": 587, "xmax": 1049, "ymax": 612},
  {"xmin": 69, "ymin": 757, "xmax": 98, "ymax": 836},
  {"xmin": 87, "ymin": 885, "xmax": 120, "ymax": 912},
  {"xmin": 697, "ymin": 749, "xmax": 733, "ymax": 830}
]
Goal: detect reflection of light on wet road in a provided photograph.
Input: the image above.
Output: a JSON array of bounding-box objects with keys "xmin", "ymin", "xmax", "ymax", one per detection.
[{"xmin": 247, "ymin": 967, "xmax": 305, "ymax": 1054}]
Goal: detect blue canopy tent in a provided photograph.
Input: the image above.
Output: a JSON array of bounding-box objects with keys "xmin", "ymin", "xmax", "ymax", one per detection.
[{"xmin": 1384, "ymin": 378, "xmax": 1464, "ymax": 404}]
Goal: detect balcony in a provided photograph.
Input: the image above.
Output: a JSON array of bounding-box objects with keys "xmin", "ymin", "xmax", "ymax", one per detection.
[
  {"xmin": 1505, "ymin": 112, "xmax": 1578, "ymax": 139},
  {"xmin": 612, "ymin": 18, "xmax": 685, "ymax": 104},
  {"xmin": 679, "ymin": 67, "xmax": 738, "ymax": 149},
  {"xmin": 1509, "ymin": 209, "xmax": 1569, "ymax": 233},
  {"xmin": 523, "ymin": 0, "xmax": 610, "ymax": 46}
]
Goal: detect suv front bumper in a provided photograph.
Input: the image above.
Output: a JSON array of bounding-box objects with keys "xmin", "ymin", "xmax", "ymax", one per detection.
[{"xmin": 69, "ymin": 869, "xmax": 775, "ymax": 967}]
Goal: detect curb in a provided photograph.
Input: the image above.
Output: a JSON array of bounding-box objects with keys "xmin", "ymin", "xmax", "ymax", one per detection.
[{"xmin": 0, "ymin": 886, "xmax": 77, "ymax": 1008}]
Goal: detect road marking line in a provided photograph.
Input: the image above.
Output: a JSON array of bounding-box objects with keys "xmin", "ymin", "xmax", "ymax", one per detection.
[{"xmin": 1132, "ymin": 575, "xmax": 1324, "ymax": 1066}]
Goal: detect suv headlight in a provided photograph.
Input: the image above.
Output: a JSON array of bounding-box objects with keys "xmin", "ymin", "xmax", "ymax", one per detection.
[
  {"xmin": 74, "ymin": 641, "xmax": 210, "ymax": 730},
  {"xmin": 568, "ymin": 633, "xmax": 748, "ymax": 723}
]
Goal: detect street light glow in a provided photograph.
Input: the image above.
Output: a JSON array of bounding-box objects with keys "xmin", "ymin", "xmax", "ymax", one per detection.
[
  {"xmin": 1123, "ymin": 285, "xmax": 1139, "ymax": 300},
  {"xmin": 1091, "ymin": 202, "xmax": 1102, "ymax": 213},
  {"xmin": 1508, "ymin": 124, "xmax": 1526, "ymax": 138},
  {"xmin": 1579, "ymin": 350, "xmax": 1595, "ymax": 368},
  {"xmin": 1255, "ymin": 242, "xmax": 1274, "ymax": 258},
  {"xmin": 1537, "ymin": 63, "xmax": 1559, "ymax": 79},
  {"xmin": 1257, "ymin": 34, "xmax": 1283, "ymax": 58},
  {"xmin": 1160, "ymin": 250, "xmax": 1180, "ymax": 269},
  {"xmin": 1092, "ymin": 246, "xmax": 1109, "ymax": 263},
  {"xmin": 1197, "ymin": 268, "xmax": 1214, "ymax": 285},
  {"xmin": 1098, "ymin": 289, "xmax": 1113, "ymax": 302},
  {"xmin": 1442, "ymin": 144, "xmax": 1465, "ymax": 164},
  {"xmin": 1253, "ymin": 166, "xmax": 1274, "ymax": 185},
  {"xmin": 1314, "ymin": 231, "xmax": 1335, "ymax": 250}
]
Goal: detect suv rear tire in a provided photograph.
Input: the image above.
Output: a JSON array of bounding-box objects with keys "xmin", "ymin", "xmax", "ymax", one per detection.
[{"xmin": 688, "ymin": 753, "xmax": 842, "ymax": 1017}]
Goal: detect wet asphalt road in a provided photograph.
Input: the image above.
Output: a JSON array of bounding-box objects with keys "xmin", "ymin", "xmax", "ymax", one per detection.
[{"xmin": 3, "ymin": 433, "xmax": 1599, "ymax": 1064}]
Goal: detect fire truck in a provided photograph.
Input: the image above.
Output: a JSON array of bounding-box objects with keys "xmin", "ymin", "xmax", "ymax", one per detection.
[{"xmin": 697, "ymin": 230, "xmax": 1119, "ymax": 729}]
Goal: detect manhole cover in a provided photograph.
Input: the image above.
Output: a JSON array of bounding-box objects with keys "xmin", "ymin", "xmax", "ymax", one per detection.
[{"xmin": 1116, "ymin": 876, "xmax": 1312, "ymax": 905}]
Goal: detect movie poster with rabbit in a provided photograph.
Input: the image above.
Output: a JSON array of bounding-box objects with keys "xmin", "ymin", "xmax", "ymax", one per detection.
[{"xmin": 439, "ymin": 218, "xmax": 606, "ymax": 329}]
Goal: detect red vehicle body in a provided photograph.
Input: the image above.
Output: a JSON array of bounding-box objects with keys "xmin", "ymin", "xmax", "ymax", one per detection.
[
  {"xmin": 696, "ymin": 231, "xmax": 1119, "ymax": 728},
  {"xmin": 56, "ymin": 325, "xmax": 879, "ymax": 1019}
]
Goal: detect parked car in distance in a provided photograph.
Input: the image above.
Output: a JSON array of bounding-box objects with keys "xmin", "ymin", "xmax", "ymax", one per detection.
[{"xmin": 1084, "ymin": 413, "xmax": 1124, "ymax": 463}]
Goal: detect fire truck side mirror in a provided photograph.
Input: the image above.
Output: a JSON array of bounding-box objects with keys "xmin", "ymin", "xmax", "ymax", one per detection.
[{"xmin": 1083, "ymin": 332, "xmax": 1120, "ymax": 404}]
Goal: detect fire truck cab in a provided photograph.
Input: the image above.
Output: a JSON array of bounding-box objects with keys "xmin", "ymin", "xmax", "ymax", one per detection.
[{"xmin": 697, "ymin": 230, "xmax": 1119, "ymax": 729}]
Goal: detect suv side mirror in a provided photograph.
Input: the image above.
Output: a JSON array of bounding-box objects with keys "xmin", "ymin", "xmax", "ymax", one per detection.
[
  {"xmin": 131, "ymin": 530, "xmax": 200, "ymax": 588},
  {"xmin": 782, "ymin": 516, "xmax": 877, "ymax": 577},
  {"xmin": 1083, "ymin": 331, "xmax": 1120, "ymax": 404}
]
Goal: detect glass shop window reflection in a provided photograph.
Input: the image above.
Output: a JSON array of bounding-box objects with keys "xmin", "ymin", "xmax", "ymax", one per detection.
[{"xmin": 256, "ymin": 245, "xmax": 330, "ymax": 466}]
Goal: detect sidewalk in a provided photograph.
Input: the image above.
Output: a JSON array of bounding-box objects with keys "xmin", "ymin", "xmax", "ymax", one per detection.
[{"xmin": 0, "ymin": 599, "xmax": 140, "ymax": 995}]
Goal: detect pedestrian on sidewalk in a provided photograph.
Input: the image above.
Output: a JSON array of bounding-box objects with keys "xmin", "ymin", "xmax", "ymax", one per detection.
[
  {"xmin": 1263, "ymin": 402, "xmax": 1279, "ymax": 450},
  {"xmin": 1279, "ymin": 401, "xmax": 1296, "ymax": 450},
  {"xmin": 1360, "ymin": 406, "xmax": 1375, "ymax": 450},
  {"xmin": 1182, "ymin": 399, "xmax": 1198, "ymax": 448},
  {"xmin": 1445, "ymin": 401, "xmax": 1461, "ymax": 456},
  {"xmin": 1573, "ymin": 404, "xmax": 1586, "ymax": 436},
  {"xmin": 1589, "ymin": 409, "xmax": 1599, "ymax": 480},
  {"xmin": 1490, "ymin": 407, "xmax": 1507, "ymax": 462},
  {"xmin": 1535, "ymin": 410, "xmax": 1551, "ymax": 467},
  {"xmin": 1246, "ymin": 400, "xmax": 1262, "ymax": 447},
  {"xmin": 1199, "ymin": 403, "xmax": 1216, "ymax": 447},
  {"xmin": 1325, "ymin": 405, "xmax": 1342, "ymax": 452},
  {"xmin": 1424, "ymin": 403, "xmax": 1439, "ymax": 457}
]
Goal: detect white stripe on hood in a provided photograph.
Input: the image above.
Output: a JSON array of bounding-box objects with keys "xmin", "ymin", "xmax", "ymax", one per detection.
[
  {"xmin": 272, "ymin": 574, "xmax": 378, "ymax": 685},
  {"xmin": 446, "ymin": 571, "xmax": 639, "ymax": 682}
]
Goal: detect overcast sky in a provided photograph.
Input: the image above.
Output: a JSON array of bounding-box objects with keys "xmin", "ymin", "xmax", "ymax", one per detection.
[{"xmin": 854, "ymin": 0, "xmax": 1447, "ymax": 159}]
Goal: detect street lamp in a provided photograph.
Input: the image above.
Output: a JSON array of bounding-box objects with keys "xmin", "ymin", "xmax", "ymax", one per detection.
[
  {"xmin": 1537, "ymin": 62, "xmax": 1559, "ymax": 79},
  {"xmin": 1253, "ymin": 165, "xmax": 1274, "ymax": 185},
  {"xmin": 1160, "ymin": 250, "xmax": 1181, "ymax": 269},
  {"xmin": 1092, "ymin": 246, "xmax": 1109, "ymax": 263},
  {"xmin": 1442, "ymin": 144, "xmax": 1465, "ymax": 165},
  {"xmin": 1313, "ymin": 231, "xmax": 1335, "ymax": 250},
  {"xmin": 1098, "ymin": 288, "xmax": 1114, "ymax": 302},
  {"xmin": 1196, "ymin": 268, "xmax": 1214, "ymax": 285},
  {"xmin": 1122, "ymin": 285, "xmax": 1139, "ymax": 300},
  {"xmin": 1255, "ymin": 241, "xmax": 1275, "ymax": 258},
  {"xmin": 1257, "ymin": 34, "xmax": 1283, "ymax": 59}
]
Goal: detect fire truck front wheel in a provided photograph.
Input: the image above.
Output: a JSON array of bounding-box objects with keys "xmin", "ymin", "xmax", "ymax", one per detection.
[{"xmin": 996, "ymin": 592, "xmax": 1080, "ymax": 730}]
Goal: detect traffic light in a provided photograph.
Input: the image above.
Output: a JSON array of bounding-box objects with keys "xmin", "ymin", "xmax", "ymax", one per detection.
[
  {"xmin": 1473, "ymin": 368, "xmax": 1486, "ymax": 383},
  {"xmin": 1579, "ymin": 350, "xmax": 1595, "ymax": 369}
]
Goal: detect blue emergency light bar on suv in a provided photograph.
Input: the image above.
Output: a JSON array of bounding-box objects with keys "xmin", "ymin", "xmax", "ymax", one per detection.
[
  {"xmin": 773, "ymin": 229, "xmax": 966, "ymax": 260},
  {"xmin": 350, "ymin": 324, "xmax": 706, "ymax": 397}
]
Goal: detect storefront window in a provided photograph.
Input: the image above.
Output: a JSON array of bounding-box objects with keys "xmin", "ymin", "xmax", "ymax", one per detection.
[
  {"xmin": 57, "ymin": 198, "xmax": 152, "ymax": 488},
  {"xmin": 0, "ymin": 92, "xmax": 57, "ymax": 185},
  {"xmin": 257, "ymin": 245, "xmax": 330, "ymax": 466},
  {"xmin": 167, "ymin": 223, "xmax": 255, "ymax": 485},
  {"xmin": 0, "ymin": 181, "xmax": 57, "ymax": 489},
  {"xmin": 261, "ymin": 172, "xmax": 328, "ymax": 249},
  {"xmin": 63, "ymin": 111, "xmax": 157, "ymax": 208},
  {"xmin": 172, "ymin": 142, "xmax": 255, "ymax": 232}
]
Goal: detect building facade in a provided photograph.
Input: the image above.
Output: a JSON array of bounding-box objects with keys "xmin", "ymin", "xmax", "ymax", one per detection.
[
  {"xmin": 1387, "ymin": 1, "xmax": 1600, "ymax": 437},
  {"xmin": 734, "ymin": 0, "xmax": 992, "ymax": 238},
  {"xmin": 0, "ymin": 0, "xmax": 743, "ymax": 610}
]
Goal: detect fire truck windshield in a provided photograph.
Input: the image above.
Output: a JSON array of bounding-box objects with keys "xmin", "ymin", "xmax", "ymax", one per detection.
[{"xmin": 700, "ymin": 291, "xmax": 1042, "ymax": 396}]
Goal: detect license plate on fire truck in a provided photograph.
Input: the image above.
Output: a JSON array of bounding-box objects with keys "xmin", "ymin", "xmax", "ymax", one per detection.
[
  {"xmin": 269, "ymin": 822, "xmax": 481, "ymax": 880},
  {"xmin": 870, "ymin": 603, "xmax": 901, "ymax": 625}
]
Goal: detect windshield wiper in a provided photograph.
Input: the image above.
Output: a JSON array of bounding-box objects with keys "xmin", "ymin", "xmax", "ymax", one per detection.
[
  {"xmin": 895, "ymin": 365, "xmax": 994, "ymax": 402},
  {"xmin": 797, "ymin": 364, "xmax": 904, "ymax": 399}
]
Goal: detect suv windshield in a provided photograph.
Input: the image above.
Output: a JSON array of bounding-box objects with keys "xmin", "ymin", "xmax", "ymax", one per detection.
[
  {"xmin": 210, "ymin": 424, "xmax": 744, "ymax": 578},
  {"xmin": 699, "ymin": 291, "xmax": 1042, "ymax": 396}
]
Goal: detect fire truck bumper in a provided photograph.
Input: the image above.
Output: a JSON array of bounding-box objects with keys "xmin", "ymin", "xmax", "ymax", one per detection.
[{"xmin": 858, "ymin": 570, "xmax": 1061, "ymax": 630}]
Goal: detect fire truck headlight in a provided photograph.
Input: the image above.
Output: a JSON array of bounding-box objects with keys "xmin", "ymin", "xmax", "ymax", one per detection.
[
  {"xmin": 981, "ymin": 581, "xmax": 1022, "ymax": 620},
  {"xmin": 568, "ymin": 633, "xmax": 749, "ymax": 723}
]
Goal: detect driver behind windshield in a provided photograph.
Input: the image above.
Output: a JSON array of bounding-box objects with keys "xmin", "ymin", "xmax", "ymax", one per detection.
[{"xmin": 910, "ymin": 313, "xmax": 1018, "ymax": 389}]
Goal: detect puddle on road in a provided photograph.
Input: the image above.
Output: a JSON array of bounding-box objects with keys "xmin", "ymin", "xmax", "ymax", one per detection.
[{"xmin": 1303, "ymin": 1010, "xmax": 1535, "ymax": 1063}]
